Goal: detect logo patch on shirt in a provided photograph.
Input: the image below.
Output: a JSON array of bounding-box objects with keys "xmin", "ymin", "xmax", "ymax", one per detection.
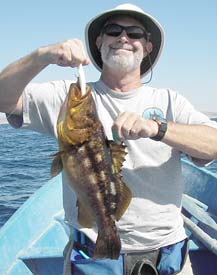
[{"xmin": 142, "ymin": 108, "xmax": 164, "ymax": 120}]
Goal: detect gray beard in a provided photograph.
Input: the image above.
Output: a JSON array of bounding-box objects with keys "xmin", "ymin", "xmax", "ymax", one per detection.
[{"xmin": 100, "ymin": 43, "xmax": 143, "ymax": 73}]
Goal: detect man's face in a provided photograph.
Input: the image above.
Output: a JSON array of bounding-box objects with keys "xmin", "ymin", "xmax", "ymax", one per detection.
[{"xmin": 96, "ymin": 16, "xmax": 148, "ymax": 74}]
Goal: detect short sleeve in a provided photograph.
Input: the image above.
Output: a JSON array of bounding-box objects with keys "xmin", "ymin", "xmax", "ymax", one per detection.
[
  {"xmin": 170, "ymin": 90, "xmax": 217, "ymax": 129},
  {"xmin": 7, "ymin": 80, "xmax": 72, "ymax": 138}
]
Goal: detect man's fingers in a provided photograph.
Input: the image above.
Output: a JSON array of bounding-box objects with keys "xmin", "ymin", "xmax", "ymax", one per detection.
[
  {"xmin": 112, "ymin": 112, "xmax": 137, "ymax": 140},
  {"xmin": 82, "ymin": 58, "xmax": 90, "ymax": 65},
  {"xmin": 45, "ymin": 39, "xmax": 89, "ymax": 68},
  {"xmin": 112, "ymin": 112, "xmax": 156, "ymax": 140}
]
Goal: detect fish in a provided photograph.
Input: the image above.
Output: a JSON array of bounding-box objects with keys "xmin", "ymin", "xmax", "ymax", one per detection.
[{"xmin": 51, "ymin": 80, "xmax": 132, "ymax": 259}]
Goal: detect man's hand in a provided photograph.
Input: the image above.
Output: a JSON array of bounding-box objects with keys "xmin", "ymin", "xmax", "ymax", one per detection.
[
  {"xmin": 112, "ymin": 112, "xmax": 158, "ymax": 140},
  {"xmin": 0, "ymin": 38, "xmax": 90, "ymax": 114},
  {"xmin": 38, "ymin": 39, "xmax": 90, "ymax": 67}
]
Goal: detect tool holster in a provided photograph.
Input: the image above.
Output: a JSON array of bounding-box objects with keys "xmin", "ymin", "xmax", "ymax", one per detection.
[{"xmin": 124, "ymin": 250, "xmax": 159, "ymax": 275}]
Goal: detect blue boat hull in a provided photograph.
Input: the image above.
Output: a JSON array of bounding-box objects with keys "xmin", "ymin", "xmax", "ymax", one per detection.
[
  {"xmin": 0, "ymin": 174, "xmax": 68, "ymax": 275},
  {"xmin": 0, "ymin": 159, "xmax": 216, "ymax": 274},
  {"xmin": 182, "ymin": 159, "xmax": 217, "ymax": 274}
]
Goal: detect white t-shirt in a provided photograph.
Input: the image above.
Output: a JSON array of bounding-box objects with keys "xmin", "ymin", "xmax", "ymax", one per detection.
[{"xmin": 7, "ymin": 79, "xmax": 217, "ymax": 252}]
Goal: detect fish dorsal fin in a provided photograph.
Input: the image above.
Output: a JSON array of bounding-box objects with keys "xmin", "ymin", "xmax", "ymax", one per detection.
[
  {"xmin": 108, "ymin": 141, "xmax": 127, "ymax": 176},
  {"xmin": 108, "ymin": 141, "xmax": 132, "ymax": 220},
  {"xmin": 50, "ymin": 152, "xmax": 64, "ymax": 177},
  {"xmin": 77, "ymin": 199, "xmax": 95, "ymax": 228}
]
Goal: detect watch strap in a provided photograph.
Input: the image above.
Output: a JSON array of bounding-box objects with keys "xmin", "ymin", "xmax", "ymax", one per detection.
[{"xmin": 151, "ymin": 117, "xmax": 167, "ymax": 141}]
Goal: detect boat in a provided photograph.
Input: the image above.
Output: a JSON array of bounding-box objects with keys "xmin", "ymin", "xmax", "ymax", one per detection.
[{"xmin": 0, "ymin": 158, "xmax": 217, "ymax": 275}]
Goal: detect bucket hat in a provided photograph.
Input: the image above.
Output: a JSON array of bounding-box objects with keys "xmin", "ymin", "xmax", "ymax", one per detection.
[{"xmin": 85, "ymin": 3, "xmax": 164, "ymax": 78}]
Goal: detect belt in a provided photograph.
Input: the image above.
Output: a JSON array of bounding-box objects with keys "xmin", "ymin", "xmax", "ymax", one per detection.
[{"xmin": 72, "ymin": 229, "xmax": 159, "ymax": 275}]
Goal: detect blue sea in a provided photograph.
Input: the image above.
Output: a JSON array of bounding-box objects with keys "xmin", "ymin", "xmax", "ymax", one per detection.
[
  {"xmin": 0, "ymin": 123, "xmax": 217, "ymax": 228},
  {"xmin": 0, "ymin": 124, "xmax": 57, "ymax": 228}
]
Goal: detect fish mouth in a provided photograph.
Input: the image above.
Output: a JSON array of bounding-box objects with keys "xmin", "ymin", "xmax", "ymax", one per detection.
[{"xmin": 70, "ymin": 86, "xmax": 91, "ymax": 107}]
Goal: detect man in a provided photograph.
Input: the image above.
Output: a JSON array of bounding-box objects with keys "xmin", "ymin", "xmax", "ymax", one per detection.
[{"xmin": 0, "ymin": 3, "xmax": 217, "ymax": 275}]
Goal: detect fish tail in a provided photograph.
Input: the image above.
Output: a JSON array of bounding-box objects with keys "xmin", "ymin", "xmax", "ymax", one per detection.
[{"xmin": 93, "ymin": 227, "xmax": 121, "ymax": 260}]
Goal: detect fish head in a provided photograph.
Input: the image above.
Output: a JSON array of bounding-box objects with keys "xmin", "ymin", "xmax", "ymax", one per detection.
[
  {"xmin": 57, "ymin": 82, "xmax": 100, "ymax": 145},
  {"xmin": 67, "ymin": 82, "xmax": 92, "ymax": 117}
]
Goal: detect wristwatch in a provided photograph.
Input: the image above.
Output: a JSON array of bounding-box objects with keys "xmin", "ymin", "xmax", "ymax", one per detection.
[{"xmin": 151, "ymin": 115, "xmax": 168, "ymax": 141}]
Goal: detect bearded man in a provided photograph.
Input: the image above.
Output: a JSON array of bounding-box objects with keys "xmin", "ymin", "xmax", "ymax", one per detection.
[{"xmin": 1, "ymin": 3, "xmax": 217, "ymax": 275}]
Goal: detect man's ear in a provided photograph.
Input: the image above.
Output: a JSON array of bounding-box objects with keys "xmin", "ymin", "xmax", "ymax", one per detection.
[
  {"xmin": 96, "ymin": 36, "xmax": 102, "ymax": 51},
  {"xmin": 144, "ymin": 41, "xmax": 153, "ymax": 57}
]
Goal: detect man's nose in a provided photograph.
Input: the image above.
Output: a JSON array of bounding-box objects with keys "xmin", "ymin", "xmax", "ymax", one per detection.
[{"xmin": 117, "ymin": 30, "xmax": 129, "ymax": 41}]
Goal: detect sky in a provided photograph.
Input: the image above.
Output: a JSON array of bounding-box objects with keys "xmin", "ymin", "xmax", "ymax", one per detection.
[{"xmin": 0, "ymin": 0, "xmax": 216, "ymax": 112}]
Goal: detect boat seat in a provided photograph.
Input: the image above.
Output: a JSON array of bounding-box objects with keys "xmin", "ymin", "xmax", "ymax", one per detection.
[
  {"xmin": 18, "ymin": 217, "xmax": 69, "ymax": 275},
  {"xmin": 20, "ymin": 247, "xmax": 64, "ymax": 275},
  {"xmin": 182, "ymin": 194, "xmax": 217, "ymax": 255}
]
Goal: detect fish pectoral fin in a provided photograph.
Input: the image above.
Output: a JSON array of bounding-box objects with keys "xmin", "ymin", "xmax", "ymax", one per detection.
[
  {"xmin": 77, "ymin": 199, "xmax": 95, "ymax": 228},
  {"xmin": 109, "ymin": 141, "xmax": 127, "ymax": 174},
  {"xmin": 50, "ymin": 153, "xmax": 63, "ymax": 177},
  {"xmin": 115, "ymin": 180, "xmax": 132, "ymax": 221}
]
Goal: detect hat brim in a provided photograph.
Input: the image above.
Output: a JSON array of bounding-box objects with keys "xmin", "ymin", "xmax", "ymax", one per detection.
[{"xmin": 85, "ymin": 8, "xmax": 164, "ymax": 78}]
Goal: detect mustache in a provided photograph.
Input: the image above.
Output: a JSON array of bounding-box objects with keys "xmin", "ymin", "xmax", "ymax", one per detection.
[{"xmin": 110, "ymin": 43, "xmax": 134, "ymax": 51}]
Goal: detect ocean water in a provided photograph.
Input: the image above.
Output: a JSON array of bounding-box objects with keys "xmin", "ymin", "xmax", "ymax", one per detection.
[
  {"xmin": 0, "ymin": 123, "xmax": 217, "ymax": 228},
  {"xmin": 0, "ymin": 124, "xmax": 57, "ymax": 227}
]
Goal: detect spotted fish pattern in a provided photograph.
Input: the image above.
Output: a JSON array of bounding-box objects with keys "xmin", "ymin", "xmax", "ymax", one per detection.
[{"xmin": 51, "ymin": 81, "xmax": 132, "ymax": 259}]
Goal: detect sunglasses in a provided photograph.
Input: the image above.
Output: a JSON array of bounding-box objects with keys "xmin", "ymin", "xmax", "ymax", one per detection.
[{"xmin": 101, "ymin": 23, "xmax": 149, "ymax": 40}]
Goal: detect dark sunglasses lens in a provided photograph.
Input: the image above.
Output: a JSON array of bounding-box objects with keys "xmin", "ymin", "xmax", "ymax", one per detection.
[
  {"xmin": 103, "ymin": 24, "xmax": 122, "ymax": 37},
  {"xmin": 127, "ymin": 26, "xmax": 145, "ymax": 39},
  {"xmin": 102, "ymin": 24, "xmax": 146, "ymax": 39}
]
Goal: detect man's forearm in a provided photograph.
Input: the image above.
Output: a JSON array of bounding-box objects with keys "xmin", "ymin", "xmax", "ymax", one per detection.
[
  {"xmin": 0, "ymin": 49, "xmax": 48, "ymax": 114},
  {"xmin": 163, "ymin": 122, "xmax": 217, "ymax": 160},
  {"xmin": 0, "ymin": 39, "xmax": 89, "ymax": 115}
]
